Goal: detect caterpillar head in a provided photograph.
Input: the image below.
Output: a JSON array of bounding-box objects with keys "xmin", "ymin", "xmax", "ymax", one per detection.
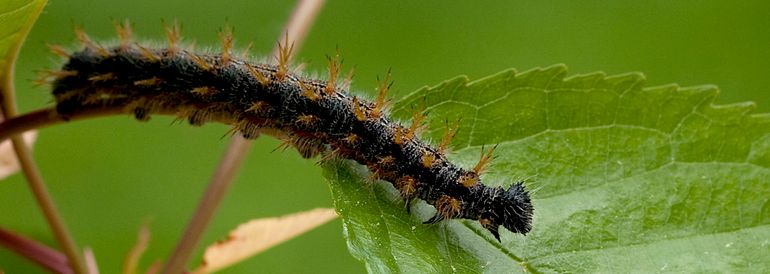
[{"xmin": 480, "ymin": 182, "xmax": 533, "ymax": 241}]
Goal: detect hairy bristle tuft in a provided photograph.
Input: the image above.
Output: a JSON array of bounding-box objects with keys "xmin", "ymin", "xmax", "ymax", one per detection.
[
  {"xmin": 435, "ymin": 195, "xmax": 462, "ymax": 219},
  {"xmin": 74, "ymin": 26, "xmax": 109, "ymax": 57},
  {"xmin": 296, "ymin": 114, "xmax": 318, "ymax": 127},
  {"xmin": 371, "ymin": 69, "xmax": 392, "ymax": 119},
  {"xmin": 421, "ymin": 150, "xmax": 435, "ymax": 168},
  {"xmin": 378, "ymin": 155, "xmax": 395, "ymax": 166},
  {"xmin": 396, "ymin": 176, "xmax": 417, "ymax": 198},
  {"xmin": 133, "ymin": 77, "xmax": 161, "ymax": 86},
  {"xmin": 187, "ymin": 53, "xmax": 211, "ymax": 71},
  {"xmin": 246, "ymin": 101, "xmax": 268, "ymax": 114},
  {"xmin": 275, "ymin": 34, "xmax": 294, "ymax": 81},
  {"xmin": 300, "ymin": 81, "xmax": 321, "ymax": 101},
  {"xmin": 88, "ymin": 73, "xmax": 114, "ymax": 82},
  {"xmin": 113, "ymin": 19, "xmax": 133, "ymax": 49},
  {"xmin": 458, "ymin": 173, "xmax": 479, "ymax": 188},
  {"xmin": 438, "ymin": 120, "xmax": 460, "ymax": 153},
  {"xmin": 135, "ymin": 44, "xmax": 159, "ymax": 62},
  {"xmin": 35, "ymin": 70, "xmax": 77, "ymax": 86},
  {"xmin": 218, "ymin": 25, "xmax": 234, "ymax": 64},
  {"xmin": 46, "ymin": 44, "xmax": 71, "ymax": 58},
  {"xmin": 393, "ymin": 125, "xmax": 405, "ymax": 145},
  {"xmin": 341, "ymin": 67, "xmax": 355, "ymax": 92},
  {"xmin": 163, "ymin": 19, "xmax": 182, "ymax": 55},
  {"xmin": 246, "ymin": 64, "xmax": 270, "ymax": 86},
  {"xmin": 351, "ymin": 96, "xmax": 367, "ymax": 121},
  {"xmin": 473, "ymin": 145, "xmax": 497, "ymax": 175},
  {"xmin": 191, "ymin": 87, "xmax": 216, "ymax": 96},
  {"xmin": 324, "ymin": 49, "xmax": 342, "ymax": 95},
  {"xmin": 406, "ymin": 108, "xmax": 426, "ymax": 140},
  {"xmin": 239, "ymin": 41, "xmax": 254, "ymax": 60},
  {"xmin": 342, "ymin": 134, "xmax": 359, "ymax": 145}
]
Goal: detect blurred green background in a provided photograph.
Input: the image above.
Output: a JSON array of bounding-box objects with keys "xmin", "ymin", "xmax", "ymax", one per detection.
[{"xmin": 1, "ymin": 0, "xmax": 768, "ymax": 273}]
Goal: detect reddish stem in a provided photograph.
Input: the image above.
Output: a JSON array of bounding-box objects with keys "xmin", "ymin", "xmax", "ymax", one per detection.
[{"xmin": 0, "ymin": 226, "xmax": 73, "ymax": 274}]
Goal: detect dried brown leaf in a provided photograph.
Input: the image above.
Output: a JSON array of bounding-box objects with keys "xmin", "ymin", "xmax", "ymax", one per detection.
[
  {"xmin": 193, "ymin": 208, "xmax": 337, "ymax": 274},
  {"xmin": 123, "ymin": 224, "xmax": 151, "ymax": 274},
  {"xmin": 0, "ymin": 131, "xmax": 37, "ymax": 180},
  {"xmin": 84, "ymin": 247, "xmax": 100, "ymax": 274}
]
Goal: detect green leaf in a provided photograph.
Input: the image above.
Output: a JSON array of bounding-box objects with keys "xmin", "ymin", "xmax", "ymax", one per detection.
[
  {"xmin": 0, "ymin": 0, "xmax": 47, "ymax": 97},
  {"xmin": 324, "ymin": 65, "xmax": 770, "ymax": 273}
]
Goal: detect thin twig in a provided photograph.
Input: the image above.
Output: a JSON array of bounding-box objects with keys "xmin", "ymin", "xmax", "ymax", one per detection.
[
  {"xmin": 0, "ymin": 108, "xmax": 95, "ymax": 141},
  {"xmin": 0, "ymin": 226, "xmax": 72, "ymax": 274},
  {"xmin": 0, "ymin": 108, "xmax": 58, "ymax": 141},
  {"xmin": 8, "ymin": 140, "xmax": 88, "ymax": 274},
  {"xmin": 0, "ymin": 0, "xmax": 87, "ymax": 273},
  {"xmin": 160, "ymin": 1, "xmax": 326, "ymax": 273},
  {"xmin": 0, "ymin": 106, "xmax": 184, "ymax": 143}
]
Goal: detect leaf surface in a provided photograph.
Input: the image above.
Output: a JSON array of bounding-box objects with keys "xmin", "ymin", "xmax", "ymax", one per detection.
[
  {"xmin": 0, "ymin": 0, "xmax": 46, "ymax": 79},
  {"xmin": 325, "ymin": 65, "xmax": 770, "ymax": 273}
]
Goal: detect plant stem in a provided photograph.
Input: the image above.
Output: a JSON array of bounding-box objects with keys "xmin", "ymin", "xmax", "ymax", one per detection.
[
  {"xmin": 0, "ymin": 1, "xmax": 87, "ymax": 272},
  {"xmin": 0, "ymin": 108, "xmax": 90, "ymax": 141},
  {"xmin": 0, "ymin": 106, "xmax": 182, "ymax": 143},
  {"xmin": 0, "ymin": 226, "xmax": 72, "ymax": 274},
  {"xmin": 160, "ymin": 1, "xmax": 326, "ymax": 273},
  {"xmin": 8, "ymin": 139, "xmax": 88, "ymax": 274}
]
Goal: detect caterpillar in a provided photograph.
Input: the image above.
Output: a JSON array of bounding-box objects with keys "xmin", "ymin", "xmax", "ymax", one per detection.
[{"xmin": 41, "ymin": 22, "xmax": 533, "ymax": 241}]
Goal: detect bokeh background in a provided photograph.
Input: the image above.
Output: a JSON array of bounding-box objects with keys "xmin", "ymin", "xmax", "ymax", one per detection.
[{"xmin": 1, "ymin": 0, "xmax": 768, "ymax": 273}]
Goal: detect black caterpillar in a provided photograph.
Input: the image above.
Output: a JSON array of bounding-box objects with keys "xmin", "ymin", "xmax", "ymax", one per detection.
[{"xmin": 44, "ymin": 24, "xmax": 533, "ymax": 241}]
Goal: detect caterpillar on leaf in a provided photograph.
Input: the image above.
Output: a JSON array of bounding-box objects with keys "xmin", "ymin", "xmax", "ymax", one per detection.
[{"xmin": 41, "ymin": 22, "xmax": 533, "ymax": 241}]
